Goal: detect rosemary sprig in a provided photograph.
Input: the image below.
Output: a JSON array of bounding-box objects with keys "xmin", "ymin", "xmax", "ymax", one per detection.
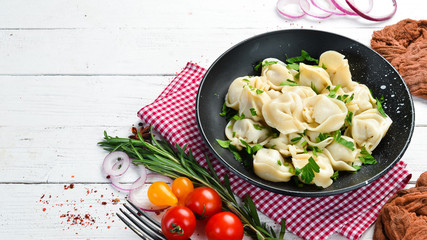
[{"xmin": 98, "ymin": 126, "xmax": 286, "ymax": 240}]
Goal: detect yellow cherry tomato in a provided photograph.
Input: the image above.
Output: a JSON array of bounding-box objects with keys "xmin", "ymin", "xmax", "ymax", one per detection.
[
  {"xmin": 172, "ymin": 177, "xmax": 194, "ymax": 205},
  {"xmin": 147, "ymin": 181, "xmax": 178, "ymax": 207}
]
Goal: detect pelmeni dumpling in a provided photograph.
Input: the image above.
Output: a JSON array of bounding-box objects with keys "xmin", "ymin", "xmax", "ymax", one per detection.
[
  {"xmin": 291, "ymin": 152, "xmax": 334, "ymax": 188},
  {"xmin": 225, "ymin": 76, "xmax": 270, "ymax": 110},
  {"xmin": 325, "ymin": 138, "xmax": 358, "ymax": 171},
  {"xmin": 225, "ymin": 119, "xmax": 272, "ymax": 151},
  {"xmin": 346, "ymin": 84, "xmax": 377, "ymax": 115},
  {"xmin": 319, "ymin": 50, "xmax": 346, "ymax": 77},
  {"xmin": 253, "ymin": 148, "xmax": 294, "ymax": 182},
  {"xmin": 261, "ymin": 58, "xmax": 295, "ymax": 91},
  {"xmin": 302, "ymin": 95, "xmax": 347, "ymax": 133},
  {"xmin": 262, "ymin": 92, "xmax": 306, "ymax": 134},
  {"xmin": 319, "ymin": 51, "xmax": 356, "ymax": 92},
  {"xmin": 350, "ymin": 109, "xmax": 392, "ymax": 153},
  {"xmin": 265, "ymin": 133, "xmax": 305, "ymax": 157},
  {"xmin": 298, "ymin": 63, "xmax": 332, "ymax": 93},
  {"xmin": 281, "ymin": 85, "xmax": 317, "ymax": 99},
  {"xmin": 239, "ymin": 85, "xmax": 271, "ymax": 122}
]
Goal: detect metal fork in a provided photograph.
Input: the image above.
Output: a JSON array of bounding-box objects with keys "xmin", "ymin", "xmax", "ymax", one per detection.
[{"xmin": 117, "ymin": 200, "xmax": 167, "ymax": 240}]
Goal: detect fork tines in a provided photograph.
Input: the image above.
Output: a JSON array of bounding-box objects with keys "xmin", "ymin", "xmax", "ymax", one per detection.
[{"xmin": 117, "ymin": 200, "xmax": 167, "ymax": 240}]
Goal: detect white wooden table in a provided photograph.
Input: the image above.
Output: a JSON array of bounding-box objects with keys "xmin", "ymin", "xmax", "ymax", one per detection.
[{"xmin": 0, "ymin": 1, "xmax": 426, "ymax": 239}]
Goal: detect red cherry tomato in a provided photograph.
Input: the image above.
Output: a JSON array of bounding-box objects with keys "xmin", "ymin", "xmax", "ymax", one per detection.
[
  {"xmin": 205, "ymin": 212, "xmax": 244, "ymax": 240},
  {"xmin": 172, "ymin": 177, "xmax": 194, "ymax": 205},
  {"xmin": 161, "ymin": 206, "xmax": 196, "ymax": 240},
  {"xmin": 185, "ymin": 187, "xmax": 222, "ymax": 220}
]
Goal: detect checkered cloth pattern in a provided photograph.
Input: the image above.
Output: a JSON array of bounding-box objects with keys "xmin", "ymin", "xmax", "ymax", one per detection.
[{"xmin": 137, "ymin": 62, "xmax": 411, "ymax": 240}]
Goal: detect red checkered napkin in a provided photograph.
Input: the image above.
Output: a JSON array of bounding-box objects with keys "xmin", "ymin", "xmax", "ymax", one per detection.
[{"xmin": 138, "ymin": 62, "xmax": 411, "ymax": 240}]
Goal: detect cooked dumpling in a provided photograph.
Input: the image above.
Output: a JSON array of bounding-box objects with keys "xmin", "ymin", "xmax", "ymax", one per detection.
[
  {"xmin": 298, "ymin": 63, "xmax": 332, "ymax": 93},
  {"xmin": 319, "ymin": 50, "xmax": 346, "ymax": 77},
  {"xmin": 265, "ymin": 133, "xmax": 305, "ymax": 157},
  {"xmin": 281, "ymin": 85, "xmax": 317, "ymax": 99},
  {"xmin": 325, "ymin": 138, "xmax": 357, "ymax": 171},
  {"xmin": 303, "ymin": 130, "xmax": 334, "ymax": 149},
  {"xmin": 262, "ymin": 92, "xmax": 306, "ymax": 134},
  {"xmin": 225, "ymin": 119, "xmax": 272, "ymax": 151},
  {"xmin": 261, "ymin": 58, "xmax": 295, "ymax": 91},
  {"xmin": 331, "ymin": 60, "xmax": 357, "ymax": 92},
  {"xmin": 291, "ymin": 152, "xmax": 334, "ymax": 188},
  {"xmin": 253, "ymin": 148, "xmax": 294, "ymax": 182},
  {"xmin": 302, "ymin": 95, "xmax": 347, "ymax": 133},
  {"xmin": 225, "ymin": 76, "xmax": 270, "ymax": 110},
  {"xmin": 346, "ymin": 84, "xmax": 376, "ymax": 115},
  {"xmin": 350, "ymin": 109, "xmax": 392, "ymax": 152},
  {"xmin": 239, "ymin": 85, "xmax": 271, "ymax": 122}
]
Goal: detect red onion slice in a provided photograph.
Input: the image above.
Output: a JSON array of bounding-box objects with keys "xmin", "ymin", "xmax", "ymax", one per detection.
[
  {"xmin": 345, "ymin": 0, "xmax": 396, "ymax": 21},
  {"xmin": 109, "ymin": 164, "xmax": 147, "ymax": 192},
  {"xmin": 128, "ymin": 174, "xmax": 172, "ymax": 212},
  {"xmin": 330, "ymin": 0, "xmax": 357, "ymax": 15},
  {"xmin": 310, "ymin": 0, "xmax": 345, "ymax": 15},
  {"xmin": 103, "ymin": 151, "xmax": 130, "ymax": 177},
  {"xmin": 276, "ymin": 0, "xmax": 305, "ymax": 19},
  {"xmin": 300, "ymin": 0, "xmax": 333, "ymax": 19}
]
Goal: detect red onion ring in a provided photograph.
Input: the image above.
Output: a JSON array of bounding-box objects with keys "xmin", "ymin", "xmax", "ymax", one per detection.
[
  {"xmin": 276, "ymin": 0, "xmax": 305, "ymax": 19},
  {"xmin": 110, "ymin": 169, "xmax": 147, "ymax": 192},
  {"xmin": 103, "ymin": 151, "xmax": 130, "ymax": 177},
  {"xmin": 128, "ymin": 173, "xmax": 173, "ymax": 212},
  {"xmin": 310, "ymin": 0, "xmax": 345, "ymax": 15},
  {"xmin": 300, "ymin": 0, "xmax": 333, "ymax": 19},
  {"xmin": 345, "ymin": 0, "xmax": 396, "ymax": 21},
  {"xmin": 330, "ymin": 0, "xmax": 357, "ymax": 15}
]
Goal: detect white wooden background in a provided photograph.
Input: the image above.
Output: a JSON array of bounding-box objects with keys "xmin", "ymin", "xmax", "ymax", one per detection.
[{"xmin": 0, "ymin": 0, "xmax": 426, "ymax": 239}]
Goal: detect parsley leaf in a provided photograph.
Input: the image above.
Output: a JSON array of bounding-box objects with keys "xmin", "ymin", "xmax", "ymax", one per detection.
[
  {"xmin": 333, "ymin": 130, "xmax": 355, "ymax": 151},
  {"xmin": 254, "ymin": 60, "xmax": 278, "ymax": 71},
  {"xmin": 280, "ymin": 79, "xmax": 298, "ymax": 86},
  {"xmin": 358, "ymin": 146, "xmax": 377, "ymax": 165},
  {"xmin": 376, "ymin": 97, "xmax": 387, "ymax": 117},
  {"xmin": 231, "ymin": 113, "xmax": 245, "ymax": 121},
  {"xmin": 311, "ymin": 82, "xmax": 319, "ymax": 94},
  {"xmin": 297, "ymin": 157, "xmax": 320, "ymax": 184},
  {"xmin": 219, "ymin": 102, "xmax": 229, "ymax": 117},
  {"xmin": 277, "ymin": 160, "xmax": 282, "ymax": 166},
  {"xmin": 286, "ymin": 63, "xmax": 299, "ymax": 71},
  {"xmin": 345, "ymin": 111, "xmax": 353, "ymax": 126},
  {"xmin": 316, "ymin": 133, "xmax": 331, "ymax": 142},
  {"xmin": 331, "ymin": 171, "xmax": 339, "ymax": 181},
  {"xmin": 337, "ymin": 94, "xmax": 354, "ymax": 103},
  {"xmin": 240, "ymin": 140, "xmax": 262, "ymax": 155},
  {"xmin": 253, "ymin": 124, "xmax": 265, "ymax": 130},
  {"xmin": 255, "ymin": 89, "xmax": 264, "ymax": 95},
  {"xmin": 327, "ymin": 85, "xmax": 341, "ymax": 98},
  {"xmin": 290, "ymin": 136, "xmax": 302, "ymax": 144},
  {"xmin": 286, "ymin": 50, "xmax": 319, "ymax": 64},
  {"xmin": 249, "ymin": 108, "xmax": 257, "ymax": 116},
  {"xmin": 216, "ymin": 139, "xmax": 242, "ymax": 162}
]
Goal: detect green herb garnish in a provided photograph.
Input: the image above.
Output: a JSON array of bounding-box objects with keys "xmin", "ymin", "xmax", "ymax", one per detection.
[
  {"xmin": 358, "ymin": 146, "xmax": 377, "ymax": 165},
  {"xmin": 280, "ymin": 79, "xmax": 298, "ymax": 86},
  {"xmin": 255, "ymin": 89, "xmax": 264, "ymax": 95},
  {"xmin": 286, "ymin": 63, "xmax": 299, "ymax": 71},
  {"xmin": 345, "ymin": 111, "xmax": 353, "ymax": 126},
  {"xmin": 296, "ymin": 157, "xmax": 320, "ymax": 184},
  {"xmin": 327, "ymin": 85, "xmax": 341, "ymax": 98},
  {"xmin": 286, "ymin": 50, "xmax": 319, "ymax": 64},
  {"xmin": 290, "ymin": 136, "xmax": 302, "ymax": 144},
  {"xmin": 277, "ymin": 160, "xmax": 282, "ymax": 166},
  {"xmin": 376, "ymin": 97, "xmax": 387, "ymax": 117},
  {"xmin": 311, "ymin": 82, "xmax": 319, "ymax": 94},
  {"xmin": 249, "ymin": 108, "xmax": 257, "ymax": 116},
  {"xmin": 331, "ymin": 171, "xmax": 339, "ymax": 181},
  {"xmin": 254, "ymin": 60, "xmax": 278, "ymax": 71},
  {"xmin": 231, "ymin": 113, "xmax": 245, "ymax": 121},
  {"xmin": 253, "ymin": 124, "xmax": 265, "ymax": 130},
  {"xmin": 333, "ymin": 130, "xmax": 355, "ymax": 151},
  {"xmin": 316, "ymin": 133, "xmax": 331, "ymax": 142}
]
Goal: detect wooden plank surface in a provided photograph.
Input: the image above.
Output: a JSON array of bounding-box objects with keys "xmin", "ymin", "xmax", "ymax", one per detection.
[{"xmin": 0, "ymin": 0, "xmax": 426, "ymax": 239}]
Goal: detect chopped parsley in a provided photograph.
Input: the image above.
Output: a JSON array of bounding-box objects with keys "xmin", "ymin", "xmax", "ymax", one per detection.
[
  {"xmin": 286, "ymin": 63, "xmax": 299, "ymax": 71},
  {"xmin": 280, "ymin": 79, "xmax": 298, "ymax": 86},
  {"xmin": 240, "ymin": 140, "xmax": 263, "ymax": 155},
  {"xmin": 254, "ymin": 60, "xmax": 278, "ymax": 71},
  {"xmin": 231, "ymin": 113, "xmax": 245, "ymax": 121},
  {"xmin": 277, "ymin": 160, "xmax": 282, "ymax": 166},
  {"xmin": 316, "ymin": 132, "xmax": 331, "ymax": 142},
  {"xmin": 345, "ymin": 111, "xmax": 353, "ymax": 126},
  {"xmin": 249, "ymin": 108, "xmax": 257, "ymax": 116},
  {"xmin": 337, "ymin": 94, "xmax": 354, "ymax": 103},
  {"xmin": 331, "ymin": 171, "xmax": 339, "ymax": 181},
  {"xmin": 321, "ymin": 63, "xmax": 327, "ymax": 70},
  {"xmin": 286, "ymin": 50, "xmax": 319, "ymax": 65},
  {"xmin": 310, "ymin": 82, "xmax": 319, "ymax": 94},
  {"xmin": 253, "ymin": 124, "xmax": 265, "ymax": 130},
  {"xmin": 327, "ymin": 85, "xmax": 341, "ymax": 98},
  {"xmin": 296, "ymin": 157, "xmax": 320, "ymax": 184},
  {"xmin": 333, "ymin": 130, "xmax": 355, "ymax": 151},
  {"xmin": 376, "ymin": 97, "xmax": 387, "ymax": 117},
  {"xmin": 358, "ymin": 146, "xmax": 377, "ymax": 165},
  {"xmin": 290, "ymin": 136, "xmax": 302, "ymax": 144},
  {"xmin": 255, "ymin": 89, "xmax": 264, "ymax": 95},
  {"xmin": 216, "ymin": 139, "xmax": 242, "ymax": 162}
]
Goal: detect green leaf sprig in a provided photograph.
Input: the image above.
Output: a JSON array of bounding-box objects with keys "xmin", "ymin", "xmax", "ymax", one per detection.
[
  {"xmin": 99, "ymin": 127, "xmax": 286, "ymax": 240},
  {"xmin": 295, "ymin": 157, "xmax": 320, "ymax": 184},
  {"xmin": 332, "ymin": 130, "xmax": 355, "ymax": 151}
]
